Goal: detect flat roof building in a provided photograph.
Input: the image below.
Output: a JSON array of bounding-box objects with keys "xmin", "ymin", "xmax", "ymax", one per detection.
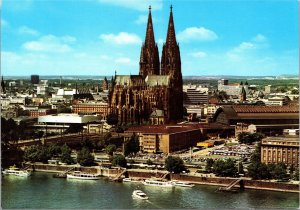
[{"xmin": 38, "ymin": 113, "xmax": 101, "ymax": 124}]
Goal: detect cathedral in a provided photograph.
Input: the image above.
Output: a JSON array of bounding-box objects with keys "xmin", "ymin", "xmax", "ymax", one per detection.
[{"xmin": 109, "ymin": 6, "xmax": 183, "ymax": 125}]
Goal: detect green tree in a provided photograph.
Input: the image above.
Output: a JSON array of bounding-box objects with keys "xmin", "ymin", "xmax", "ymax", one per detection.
[
  {"xmin": 23, "ymin": 145, "xmax": 51, "ymax": 163},
  {"xmin": 77, "ymin": 147, "xmax": 95, "ymax": 166},
  {"xmin": 293, "ymin": 167, "xmax": 299, "ymax": 181},
  {"xmin": 205, "ymin": 158, "xmax": 214, "ymax": 173},
  {"xmin": 247, "ymin": 162, "xmax": 271, "ymax": 180},
  {"xmin": 106, "ymin": 113, "xmax": 118, "ymax": 126},
  {"xmin": 165, "ymin": 156, "xmax": 186, "ymax": 174},
  {"xmin": 60, "ymin": 144, "xmax": 74, "ymax": 165},
  {"xmin": 250, "ymin": 142, "xmax": 261, "ymax": 163},
  {"xmin": 23, "ymin": 145, "xmax": 41, "ymax": 163},
  {"xmin": 272, "ymin": 163, "xmax": 287, "ymax": 180},
  {"xmin": 238, "ymin": 161, "xmax": 245, "ymax": 175},
  {"xmin": 124, "ymin": 134, "xmax": 140, "ymax": 156},
  {"xmin": 291, "ymin": 89, "xmax": 299, "ymax": 94},
  {"xmin": 238, "ymin": 132, "xmax": 263, "ymax": 144},
  {"xmin": 48, "ymin": 144, "xmax": 61, "ymax": 157},
  {"xmin": 112, "ymin": 154, "xmax": 127, "ymax": 168},
  {"xmin": 97, "ymin": 133, "xmax": 112, "ymax": 149},
  {"xmin": 105, "ymin": 144, "xmax": 117, "ymax": 156},
  {"xmin": 212, "ymin": 158, "xmax": 237, "ymax": 177},
  {"xmin": 38, "ymin": 146, "xmax": 51, "ymax": 163}
]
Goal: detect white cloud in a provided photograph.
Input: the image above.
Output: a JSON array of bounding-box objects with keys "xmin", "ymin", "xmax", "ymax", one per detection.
[
  {"xmin": 177, "ymin": 27, "xmax": 218, "ymax": 42},
  {"xmin": 100, "ymin": 32, "xmax": 142, "ymax": 45},
  {"xmin": 234, "ymin": 42, "xmax": 256, "ymax": 52},
  {"xmin": 115, "ymin": 57, "xmax": 131, "ymax": 64},
  {"xmin": 22, "ymin": 34, "xmax": 76, "ymax": 53},
  {"xmin": 253, "ymin": 34, "xmax": 267, "ymax": 42},
  {"xmin": 18, "ymin": 26, "xmax": 39, "ymax": 36},
  {"xmin": 190, "ymin": 51, "xmax": 207, "ymax": 58},
  {"xmin": 98, "ymin": 0, "xmax": 162, "ymax": 11}
]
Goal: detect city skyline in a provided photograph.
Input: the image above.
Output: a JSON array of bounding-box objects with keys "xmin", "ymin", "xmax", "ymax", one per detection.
[{"xmin": 1, "ymin": 0, "xmax": 298, "ymax": 76}]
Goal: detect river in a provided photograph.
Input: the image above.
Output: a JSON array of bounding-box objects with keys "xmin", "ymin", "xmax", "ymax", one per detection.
[{"xmin": 2, "ymin": 172, "xmax": 299, "ymax": 209}]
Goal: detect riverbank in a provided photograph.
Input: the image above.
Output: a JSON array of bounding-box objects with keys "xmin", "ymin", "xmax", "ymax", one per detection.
[{"xmin": 24, "ymin": 163, "xmax": 299, "ymax": 193}]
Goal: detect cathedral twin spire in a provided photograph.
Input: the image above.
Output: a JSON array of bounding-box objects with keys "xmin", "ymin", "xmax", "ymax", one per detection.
[
  {"xmin": 139, "ymin": 5, "xmax": 181, "ymax": 82},
  {"xmin": 139, "ymin": 5, "xmax": 160, "ymax": 78}
]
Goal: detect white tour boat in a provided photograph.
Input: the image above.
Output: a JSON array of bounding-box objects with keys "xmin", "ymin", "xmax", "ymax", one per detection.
[
  {"xmin": 66, "ymin": 171, "xmax": 100, "ymax": 180},
  {"xmin": 132, "ymin": 190, "xmax": 149, "ymax": 200},
  {"xmin": 174, "ymin": 181, "xmax": 195, "ymax": 187},
  {"xmin": 123, "ymin": 177, "xmax": 143, "ymax": 183},
  {"xmin": 2, "ymin": 166, "xmax": 31, "ymax": 177},
  {"xmin": 143, "ymin": 178, "xmax": 175, "ymax": 187}
]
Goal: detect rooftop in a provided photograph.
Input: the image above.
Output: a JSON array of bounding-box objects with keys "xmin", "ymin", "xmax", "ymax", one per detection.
[{"xmin": 232, "ymin": 105, "xmax": 299, "ymax": 113}]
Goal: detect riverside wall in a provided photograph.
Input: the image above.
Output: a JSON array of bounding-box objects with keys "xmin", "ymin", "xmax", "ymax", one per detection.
[{"xmin": 25, "ymin": 163, "xmax": 299, "ymax": 193}]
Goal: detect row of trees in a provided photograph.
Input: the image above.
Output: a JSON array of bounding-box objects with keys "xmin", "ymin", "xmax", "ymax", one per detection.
[
  {"xmin": 24, "ymin": 144, "xmax": 74, "ymax": 164},
  {"xmin": 23, "ymin": 144, "xmax": 97, "ymax": 166},
  {"xmin": 205, "ymin": 158, "xmax": 240, "ymax": 177}
]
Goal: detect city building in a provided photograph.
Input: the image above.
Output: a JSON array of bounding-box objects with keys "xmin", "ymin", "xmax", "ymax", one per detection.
[
  {"xmin": 213, "ymin": 105, "xmax": 299, "ymax": 134},
  {"xmin": 102, "ymin": 77, "xmax": 109, "ymax": 91},
  {"xmin": 235, "ymin": 123, "xmax": 257, "ymax": 137},
  {"xmin": 72, "ymin": 102, "xmax": 109, "ymax": 118},
  {"xmin": 264, "ymin": 85, "xmax": 272, "ymax": 94},
  {"xmin": 22, "ymin": 105, "xmax": 57, "ymax": 117},
  {"xmin": 261, "ymin": 136, "xmax": 299, "ymax": 166},
  {"xmin": 125, "ymin": 125, "xmax": 202, "ymax": 154},
  {"xmin": 1, "ymin": 76, "xmax": 6, "ymax": 94},
  {"xmin": 263, "ymin": 96, "xmax": 288, "ymax": 106},
  {"xmin": 109, "ymin": 6, "xmax": 183, "ymax": 125},
  {"xmin": 31, "ymin": 75, "xmax": 40, "ymax": 84},
  {"xmin": 218, "ymin": 79, "xmax": 249, "ymax": 96},
  {"xmin": 38, "ymin": 113, "xmax": 101, "ymax": 124},
  {"xmin": 183, "ymin": 84, "xmax": 208, "ymax": 105}
]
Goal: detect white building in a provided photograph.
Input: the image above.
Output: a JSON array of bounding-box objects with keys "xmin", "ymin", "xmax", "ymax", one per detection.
[{"xmin": 38, "ymin": 113, "xmax": 101, "ymax": 124}]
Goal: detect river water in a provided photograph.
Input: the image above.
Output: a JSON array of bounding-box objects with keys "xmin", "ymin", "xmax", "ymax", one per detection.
[{"xmin": 2, "ymin": 172, "xmax": 299, "ymax": 209}]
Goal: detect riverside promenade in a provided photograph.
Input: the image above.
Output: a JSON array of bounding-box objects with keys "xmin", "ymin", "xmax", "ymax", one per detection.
[{"xmin": 24, "ymin": 163, "xmax": 299, "ymax": 193}]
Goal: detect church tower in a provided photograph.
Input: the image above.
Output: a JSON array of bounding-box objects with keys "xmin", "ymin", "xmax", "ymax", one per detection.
[
  {"xmin": 139, "ymin": 6, "xmax": 160, "ymax": 78},
  {"xmin": 161, "ymin": 5, "xmax": 183, "ymax": 121}
]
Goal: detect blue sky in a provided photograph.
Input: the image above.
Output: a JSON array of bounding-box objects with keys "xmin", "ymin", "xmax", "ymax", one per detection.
[{"xmin": 1, "ymin": 0, "xmax": 298, "ymax": 76}]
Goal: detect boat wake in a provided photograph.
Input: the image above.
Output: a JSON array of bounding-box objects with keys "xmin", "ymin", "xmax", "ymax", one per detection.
[{"xmin": 145, "ymin": 200, "xmax": 164, "ymax": 209}]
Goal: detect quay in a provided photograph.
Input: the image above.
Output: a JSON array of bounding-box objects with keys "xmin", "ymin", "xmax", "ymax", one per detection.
[{"xmin": 24, "ymin": 163, "xmax": 299, "ymax": 193}]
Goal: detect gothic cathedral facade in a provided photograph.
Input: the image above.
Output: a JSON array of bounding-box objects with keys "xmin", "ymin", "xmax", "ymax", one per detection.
[{"xmin": 109, "ymin": 6, "xmax": 183, "ymax": 124}]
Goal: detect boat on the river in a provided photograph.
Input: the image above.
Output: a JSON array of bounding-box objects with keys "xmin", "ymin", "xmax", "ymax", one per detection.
[
  {"xmin": 123, "ymin": 177, "xmax": 143, "ymax": 183},
  {"xmin": 143, "ymin": 178, "xmax": 175, "ymax": 187},
  {"xmin": 2, "ymin": 165, "xmax": 31, "ymax": 177},
  {"xmin": 66, "ymin": 171, "xmax": 100, "ymax": 180},
  {"xmin": 173, "ymin": 181, "xmax": 195, "ymax": 187},
  {"xmin": 132, "ymin": 190, "xmax": 149, "ymax": 200}
]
